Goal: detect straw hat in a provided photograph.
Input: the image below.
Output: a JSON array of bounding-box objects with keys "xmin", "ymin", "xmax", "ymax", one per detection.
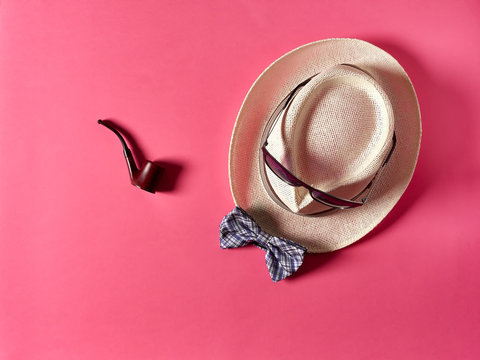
[{"xmin": 228, "ymin": 38, "xmax": 421, "ymax": 253}]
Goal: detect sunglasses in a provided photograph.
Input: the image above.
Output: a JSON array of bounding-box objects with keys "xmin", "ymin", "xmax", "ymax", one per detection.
[{"xmin": 260, "ymin": 70, "xmax": 396, "ymax": 212}]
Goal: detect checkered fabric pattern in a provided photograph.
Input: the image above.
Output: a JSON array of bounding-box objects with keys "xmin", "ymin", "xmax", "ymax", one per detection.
[{"xmin": 220, "ymin": 207, "xmax": 307, "ymax": 282}]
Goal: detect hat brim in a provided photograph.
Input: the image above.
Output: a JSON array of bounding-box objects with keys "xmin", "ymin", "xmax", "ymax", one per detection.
[{"xmin": 228, "ymin": 38, "xmax": 421, "ymax": 253}]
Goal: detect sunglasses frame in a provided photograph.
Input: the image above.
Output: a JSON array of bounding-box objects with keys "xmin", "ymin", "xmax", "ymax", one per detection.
[{"xmin": 259, "ymin": 67, "xmax": 397, "ymax": 213}]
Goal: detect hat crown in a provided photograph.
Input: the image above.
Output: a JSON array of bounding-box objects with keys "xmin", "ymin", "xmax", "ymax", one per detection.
[{"xmin": 264, "ymin": 64, "xmax": 395, "ymax": 214}]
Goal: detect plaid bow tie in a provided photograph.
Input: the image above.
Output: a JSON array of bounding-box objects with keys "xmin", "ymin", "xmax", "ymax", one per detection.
[{"xmin": 219, "ymin": 207, "xmax": 307, "ymax": 282}]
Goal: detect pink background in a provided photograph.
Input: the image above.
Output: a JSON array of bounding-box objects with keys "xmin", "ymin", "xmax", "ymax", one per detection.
[{"xmin": 1, "ymin": 1, "xmax": 479, "ymax": 359}]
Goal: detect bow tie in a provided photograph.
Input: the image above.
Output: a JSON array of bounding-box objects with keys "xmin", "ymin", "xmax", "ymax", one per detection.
[{"xmin": 219, "ymin": 207, "xmax": 307, "ymax": 282}]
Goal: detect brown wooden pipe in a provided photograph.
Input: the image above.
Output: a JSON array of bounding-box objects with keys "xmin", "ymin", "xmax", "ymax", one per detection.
[{"xmin": 97, "ymin": 119, "xmax": 162, "ymax": 193}]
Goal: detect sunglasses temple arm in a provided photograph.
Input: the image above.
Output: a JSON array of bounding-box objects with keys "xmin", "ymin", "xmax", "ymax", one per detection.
[
  {"xmin": 361, "ymin": 133, "xmax": 397, "ymax": 203},
  {"xmin": 264, "ymin": 96, "xmax": 292, "ymax": 143},
  {"xmin": 263, "ymin": 79, "xmax": 313, "ymax": 143}
]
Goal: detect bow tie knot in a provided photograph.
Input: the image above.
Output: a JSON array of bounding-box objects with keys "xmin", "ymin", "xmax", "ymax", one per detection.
[{"xmin": 220, "ymin": 207, "xmax": 307, "ymax": 282}]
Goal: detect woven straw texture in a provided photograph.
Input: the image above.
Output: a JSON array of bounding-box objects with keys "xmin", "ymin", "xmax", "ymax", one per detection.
[{"xmin": 229, "ymin": 39, "xmax": 421, "ymax": 253}]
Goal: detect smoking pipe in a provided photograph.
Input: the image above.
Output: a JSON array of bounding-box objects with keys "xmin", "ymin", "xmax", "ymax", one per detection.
[{"xmin": 97, "ymin": 119, "xmax": 162, "ymax": 193}]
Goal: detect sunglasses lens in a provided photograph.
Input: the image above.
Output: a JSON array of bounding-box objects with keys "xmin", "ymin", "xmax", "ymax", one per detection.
[
  {"xmin": 263, "ymin": 147, "xmax": 362, "ymax": 209},
  {"xmin": 310, "ymin": 189, "xmax": 361, "ymax": 208},
  {"xmin": 263, "ymin": 149, "xmax": 303, "ymax": 186}
]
